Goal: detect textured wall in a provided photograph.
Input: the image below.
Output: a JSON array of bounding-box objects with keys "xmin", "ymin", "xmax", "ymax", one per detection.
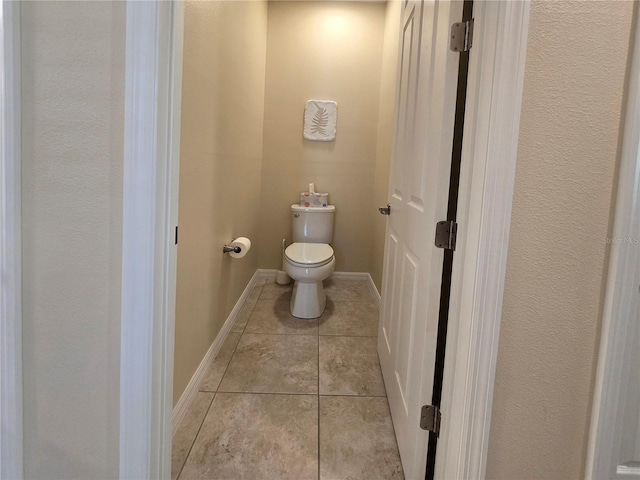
[
  {"xmin": 20, "ymin": 2, "xmax": 125, "ymax": 477},
  {"xmin": 369, "ymin": 0, "xmax": 401, "ymax": 292},
  {"xmin": 486, "ymin": 2, "xmax": 634, "ymax": 478},
  {"xmin": 174, "ymin": 0, "xmax": 268, "ymax": 405},
  {"xmin": 258, "ymin": 1, "xmax": 386, "ymax": 272}
]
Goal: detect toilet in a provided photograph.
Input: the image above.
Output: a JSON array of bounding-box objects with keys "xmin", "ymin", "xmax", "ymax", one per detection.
[{"xmin": 284, "ymin": 204, "xmax": 336, "ymax": 318}]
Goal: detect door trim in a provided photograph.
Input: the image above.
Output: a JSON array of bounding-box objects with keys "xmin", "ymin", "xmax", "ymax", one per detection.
[
  {"xmin": 119, "ymin": 1, "xmax": 183, "ymax": 478},
  {"xmin": 119, "ymin": 1, "xmax": 530, "ymax": 477},
  {"xmin": 0, "ymin": 1, "xmax": 23, "ymax": 478},
  {"xmin": 586, "ymin": 6, "xmax": 640, "ymax": 477}
]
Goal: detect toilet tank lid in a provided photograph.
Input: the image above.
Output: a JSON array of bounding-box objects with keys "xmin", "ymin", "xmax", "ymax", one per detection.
[{"xmin": 291, "ymin": 204, "xmax": 335, "ymax": 212}]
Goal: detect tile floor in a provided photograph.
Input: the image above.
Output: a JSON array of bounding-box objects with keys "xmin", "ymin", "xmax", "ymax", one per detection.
[{"xmin": 172, "ymin": 277, "xmax": 405, "ymax": 480}]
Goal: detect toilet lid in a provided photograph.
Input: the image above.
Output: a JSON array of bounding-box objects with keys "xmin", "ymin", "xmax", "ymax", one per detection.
[{"xmin": 285, "ymin": 243, "xmax": 334, "ymax": 266}]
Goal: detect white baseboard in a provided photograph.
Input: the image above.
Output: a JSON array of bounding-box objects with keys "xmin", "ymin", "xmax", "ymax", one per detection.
[
  {"xmin": 330, "ymin": 271, "xmax": 381, "ymax": 309},
  {"xmin": 171, "ymin": 270, "xmax": 262, "ymax": 436},
  {"xmin": 255, "ymin": 268, "xmax": 277, "ymax": 283},
  {"xmin": 366, "ymin": 274, "xmax": 381, "ymax": 309}
]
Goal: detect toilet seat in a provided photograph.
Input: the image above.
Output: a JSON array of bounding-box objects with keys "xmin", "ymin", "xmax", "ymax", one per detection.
[{"xmin": 285, "ymin": 243, "xmax": 334, "ymax": 268}]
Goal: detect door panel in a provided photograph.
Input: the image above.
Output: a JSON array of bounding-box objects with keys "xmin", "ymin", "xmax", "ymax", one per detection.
[
  {"xmin": 381, "ymin": 231, "xmax": 399, "ymax": 355},
  {"xmin": 378, "ymin": 1, "xmax": 463, "ymax": 478}
]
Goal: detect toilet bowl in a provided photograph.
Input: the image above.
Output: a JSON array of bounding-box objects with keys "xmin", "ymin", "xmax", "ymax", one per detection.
[{"xmin": 284, "ymin": 242, "xmax": 335, "ymax": 318}]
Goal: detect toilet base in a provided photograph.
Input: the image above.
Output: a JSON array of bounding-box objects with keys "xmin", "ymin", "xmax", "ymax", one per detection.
[{"xmin": 290, "ymin": 281, "xmax": 326, "ymax": 318}]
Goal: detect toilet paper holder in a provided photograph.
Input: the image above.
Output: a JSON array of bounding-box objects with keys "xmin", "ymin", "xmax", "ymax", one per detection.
[{"xmin": 222, "ymin": 236, "xmax": 251, "ymax": 258}]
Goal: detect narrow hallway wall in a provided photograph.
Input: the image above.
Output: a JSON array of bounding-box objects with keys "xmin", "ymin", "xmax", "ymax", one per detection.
[
  {"xmin": 486, "ymin": 1, "xmax": 634, "ymax": 478},
  {"xmin": 174, "ymin": 0, "xmax": 268, "ymax": 405},
  {"xmin": 20, "ymin": 2, "xmax": 125, "ymax": 477},
  {"xmin": 258, "ymin": 1, "xmax": 387, "ymax": 272}
]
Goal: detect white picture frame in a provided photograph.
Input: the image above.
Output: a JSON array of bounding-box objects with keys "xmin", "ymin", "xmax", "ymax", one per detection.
[{"xmin": 303, "ymin": 100, "xmax": 337, "ymax": 141}]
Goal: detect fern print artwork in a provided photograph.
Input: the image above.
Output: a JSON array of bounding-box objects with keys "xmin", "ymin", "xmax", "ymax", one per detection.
[
  {"xmin": 311, "ymin": 104, "xmax": 329, "ymax": 136},
  {"xmin": 303, "ymin": 100, "xmax": 337, "ymax": 141}
]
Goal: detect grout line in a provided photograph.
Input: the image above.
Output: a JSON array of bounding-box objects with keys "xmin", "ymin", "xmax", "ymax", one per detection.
[
  {"xmin": 239, "ymin": 285, "xmax": 264, "ymax": 332},
  {"xmin": 325, "ymin": 298, "xmax": 378, "ymax": 302},
  {"xmin": 209, "ymin": 390, "xmax": 319, "ymax": 397},
  {"xmin": 319, "ymin": 393, "xmax": 388, "ymax": 398},
  {"xmin": 213, "ymin": 285, "xmax": 264, "ymax": 394},
  {"xmin": 318, "ymin": 333, "xmax": 379, "ymax": 338},
  {"xmin": 175, "ymin": 392, "xmax": 216, "ymax": 480},
  {"xmin": 191, "ymin": 391, "xmax": 390, "ymax": 399},
  {"xmin": 240, "ymin": 330, "xmax": 319, "ymax": 336},
  {"xmin": 197, "ymin": 330, "xmax": 242, "ymax": 394},
  {"xmin": 317, "ymin": 394, "xmax": 389, "ymax": 399},
  {"xmin": 239, "ymin": 332, "xmax": 319, "ymax": 338},
  {"xmin": 317, "ymin": 318, "xmax": 321, "ymax": 480},
  {"xmin": 204, "ymin": 390, "xmax": 387, "ymax": 399}
]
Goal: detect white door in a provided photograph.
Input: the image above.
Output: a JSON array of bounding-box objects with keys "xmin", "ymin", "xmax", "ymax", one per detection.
[{"xmin": 378, "ymin": 1, "xmax": 463, "ymax": 478}]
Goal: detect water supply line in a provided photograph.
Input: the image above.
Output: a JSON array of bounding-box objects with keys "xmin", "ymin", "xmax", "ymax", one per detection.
[{"xmin": 276, "ymin": 238, "xmax": 291, "ymax": 285}]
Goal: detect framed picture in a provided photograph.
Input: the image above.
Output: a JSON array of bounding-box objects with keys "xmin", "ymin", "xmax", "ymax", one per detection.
[{"xmin": 303, "ymin": 100, "xmax": 337, "ymax": 142}]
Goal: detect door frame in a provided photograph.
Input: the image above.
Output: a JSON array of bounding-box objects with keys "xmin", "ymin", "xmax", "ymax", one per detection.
[
  {"xmin": 119, "ymin": 1, "xmax": 183, "ymax": 478},
  {"xmin": 0, "ymin": 1, "xmax": 23, "ymax": 478},
  {"xmin": 585, "ymin": 6, "xmax": 640, "ymax": 478},
  {"xmin": 119, "ymin": 0, "xmax": 530, "ymax": 478}
]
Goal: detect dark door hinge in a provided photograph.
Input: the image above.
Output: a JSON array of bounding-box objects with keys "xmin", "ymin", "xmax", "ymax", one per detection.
[
  {"xmin": 450, "ymin": 19, "xmax": 474, "ymax": 52},
  {"xmin": 435, "ymin": 221, "xmax": 457, "ymax": 251},
  {"xmin": 420, "ymin": 405, "xmax": 441, "ymax": 436}
]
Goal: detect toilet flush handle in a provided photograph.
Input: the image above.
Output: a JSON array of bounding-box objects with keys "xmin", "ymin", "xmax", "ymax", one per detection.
[{"xmin": 379, "ymin": 204, "xmax": 391, "ymax": 215}]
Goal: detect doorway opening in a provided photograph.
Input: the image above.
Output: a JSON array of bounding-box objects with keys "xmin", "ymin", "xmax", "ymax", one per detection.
[
  {"xmin": 117, "ymin": 1, "xmax": 530, "ymax": 478},
  {"xmin": 171, "ymin": 1, "xmax": 405, "ymax": 478}
]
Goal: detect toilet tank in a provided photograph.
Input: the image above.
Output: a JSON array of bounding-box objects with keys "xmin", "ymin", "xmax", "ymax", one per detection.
[{"xmin": 291, "ymin": 204, "xmax": 335, "ymax": 243}]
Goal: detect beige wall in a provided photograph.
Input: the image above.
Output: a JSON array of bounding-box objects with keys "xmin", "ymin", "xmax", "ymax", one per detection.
[
  {"xmin": 259, "ymin": 1, "xmax": 387, "ymax": 272},
  {"xmin": 369, "ymin": 0, "xmax": 401, "ymax": 292},
  {"xmin": 20, "ymin": 1, "xmax": 125, "ymax": 478},
  {"xmin": 173, "ymin": 0, "xmax": 268, "ymax": 405},
  {"xmin": 486, "ymin": 2, "xmax": 634, "ymax": 478},
  {"xmin": 16, "ymin": 0, "xmax": 636, "ymax": 476}
]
